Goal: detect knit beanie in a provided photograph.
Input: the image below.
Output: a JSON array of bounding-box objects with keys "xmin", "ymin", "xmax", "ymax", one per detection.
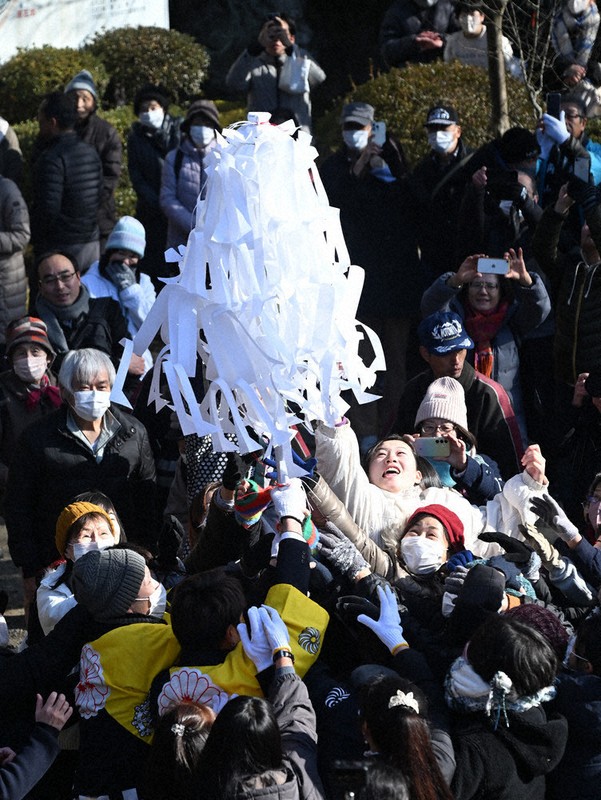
[
  {"xmin": 6, "ymin": 316, "xmax": 56, "ymax": 362},
  {"xmin": 182, "ymin": 99, "xmax": 222, "ymax": 133},
  {"xmin": 134, "ymin": 84, "xmax": 169, "ymax": 115},
  {"xmin": 505, "ymin": 604, "xmax": 569, "ymax": 661},
  {"xmin": 72, "ymin": 548, "xmax": 146, "ymax": 620},
  {"xmin": 55, "ymin": 501, "xmax": 115, "ymax": 556},
  {"xmin": 105, "ymin": 216, "xmax": 146, "ymax": 258},
  {"xmin": 455, "ymin": 564, "xmax": 505, "ymax": 611},
  {"xmin": 415, "ymin": 377, "xmax": 469, "ymax": 431},
  {"xmin": 64, "ymin": 69, "xmax": 97, "ymax": 98},
  {"xmin": 403, "ymin": 503, "xmax": 465, "ymax": 553},
  {"xmin": 234, "ymin": 480, "xmax": 273, "ymax": 529}
]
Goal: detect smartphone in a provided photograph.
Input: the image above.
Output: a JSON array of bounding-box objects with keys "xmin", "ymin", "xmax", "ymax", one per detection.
[
  {"xmin": 372, "ymin": 120, "xmax": 386, "ymax": 147},
  {"xmin": 573, "ymin": 156, "xmax": 590, "ymax": 182},
  {"xmin": 414, "ymin": 437, "xmax": 451, "ymax": 458},
  {"xmin": 547, "ymin": 92, "xmax": 562, "ymax": 119},
  {"xmin": 477, "ymin": 257, "xmax": 509, "ymax": 275}
]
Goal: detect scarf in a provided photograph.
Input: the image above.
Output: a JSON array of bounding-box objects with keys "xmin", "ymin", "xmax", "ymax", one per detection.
[
  {"xmin": 463, "ymin": 300, "xmax": 509, "ymax": 378},
  {"xmin": 445, "ymin": 655, "xmax": 556, "ymax": 729},
  {"xmin": 25, "ymin": 373, "xmax": 62, "ymax": 412},
  {"xmin": 35, "ymin": 284, "xmax": 91, "ymax": 354}
]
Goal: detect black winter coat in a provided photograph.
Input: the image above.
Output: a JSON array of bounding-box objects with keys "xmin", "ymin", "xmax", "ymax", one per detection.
[
  {"xmin": 31, "ymin": 132, "xmax": 102, "ymax": 255},
  {"xmin": 451, "ymin": 706, "xmax": 568, "ymax": 800},
  {"xmin": 75, "ymin": 113, "xmax": 122, "ymax": 239},
  {"xmin": 532, "ymin": 202, "xmax": 601, "ymax": 385},
  {"xmin": 5, "ymin": 404, "xmax": 157, "ymax": 576}
]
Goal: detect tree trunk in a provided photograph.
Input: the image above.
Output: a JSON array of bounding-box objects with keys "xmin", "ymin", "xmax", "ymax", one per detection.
[{"xmin": 486, "ymin": 1, "xmax": 510, "ymax": 136}]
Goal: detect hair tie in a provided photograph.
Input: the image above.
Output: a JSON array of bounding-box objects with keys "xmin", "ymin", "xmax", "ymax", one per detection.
[
  {"xmin": 388, "ymin": 690, "xmax": 419, "ymax": 714},
  {"xmin": 171, "ymin": 723, "xmax": 185, "ymax": 737}
]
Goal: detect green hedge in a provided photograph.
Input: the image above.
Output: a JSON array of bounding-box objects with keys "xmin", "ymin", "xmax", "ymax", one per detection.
[
  {"xmin": 86, "ymin": 27, "xmax": 210, "ymax": 107},
  {"xmin": 0, "ymin": 47, "xmax": 108, "ymax": 124},
  {"xmin": 314, "ymin": 62, "xmax": 536, "ymax": 167}
]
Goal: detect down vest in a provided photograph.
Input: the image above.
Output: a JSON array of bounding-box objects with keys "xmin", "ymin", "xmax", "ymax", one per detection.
[
  {"xmin": 0, "ymin": 177, "xmax": 28, "ymax": 342},
  {"xmin": 5, "ymin": 404, "xmax": 157, "ymax": 576},
  {"xmin": 31, "ymin": 132, "xmax": 102, "ymax": 256}
]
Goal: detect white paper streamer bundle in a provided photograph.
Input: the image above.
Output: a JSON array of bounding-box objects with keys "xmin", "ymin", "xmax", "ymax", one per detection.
[{"xmin": 112, "ymin": 116, "xmax": 385, "ymax": 478}]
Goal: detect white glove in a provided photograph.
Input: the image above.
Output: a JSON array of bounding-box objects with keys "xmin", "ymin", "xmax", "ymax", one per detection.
[
  {"xmin": 357, "ymin": 584, "xmax": 407, "ymax": 654},
  {"xmin": 260, "ymin": 605, "xmax": 291, "ymax": 656},
  {"xmin": 542, "ymin": 112, "xmax": 570, "ymax": 145},
  {"xmin": 237, "ymin": 606, "xmax": 272, "ymax": 672},
  {"xmin": 536, "ymin": 126, "xmax": 554, "ymax": 160},
  {"xmin": 270, "ymin": 478, "xmax": 307, "ymax": 524}
]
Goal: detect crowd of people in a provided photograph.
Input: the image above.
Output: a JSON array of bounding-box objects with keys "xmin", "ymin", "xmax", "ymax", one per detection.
[{"xmin": 1, "ymin": 2, "xmax": 601, "ymax": 799}]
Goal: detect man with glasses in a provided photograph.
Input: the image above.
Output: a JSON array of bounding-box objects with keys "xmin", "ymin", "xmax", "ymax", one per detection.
[
  {"xmin": 34, "ymin": 250, "xmax": 143, "ymax": 376},
  {"xmin": 393, "ymin": 310, "xmax": 524, "ymax": 479}
]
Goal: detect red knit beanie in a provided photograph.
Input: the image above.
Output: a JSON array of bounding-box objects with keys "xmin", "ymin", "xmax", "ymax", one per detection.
[{"xmin": 404, "ymin": 503, "xmax": 465, "ymax": 553}]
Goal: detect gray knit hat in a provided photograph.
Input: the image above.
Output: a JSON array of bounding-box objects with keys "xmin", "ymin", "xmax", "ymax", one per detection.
[
  {"xmin": 65, "ymin": 70, "xmax": 97, "ymax": 98},
  {"xmin": 72, "ymin": 548, "xmax": 146, "ymax": 620},
  {"xmin": 415, "ymin": 377, "xmax": 469, "ymax": 430}
]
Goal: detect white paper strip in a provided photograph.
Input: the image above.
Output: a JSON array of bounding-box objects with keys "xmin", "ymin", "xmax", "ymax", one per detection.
[{"xmin": 114, "ymin": 117, "xmax": 385, "ymax": 477}]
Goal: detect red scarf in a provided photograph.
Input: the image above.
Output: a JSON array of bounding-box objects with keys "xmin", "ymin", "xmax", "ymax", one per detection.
[
  {"xmin": 25, "ymin": 374, "xmax": 63, "ymax": 412},
  {"xmin": 463, "ymin": 300, "xmax": 509, "ymax": 378}
]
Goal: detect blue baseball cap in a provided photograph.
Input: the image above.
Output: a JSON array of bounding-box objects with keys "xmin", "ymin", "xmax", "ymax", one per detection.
[{"xmin": 418, "ymin": 311, "xmax": 474, "ymax": 355}]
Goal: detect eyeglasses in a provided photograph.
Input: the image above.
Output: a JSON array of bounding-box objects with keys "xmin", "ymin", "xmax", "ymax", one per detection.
[
  {"xmin": 40, "ymin": 271, "xmax": 78, "ymax": 287},
  {"xmin": 470, "ymin": 281, "xmax": 499, "ymax": 291},
  {"xmin": 421, "ymin": 422, "xmax": 456, "ymax": 435},
  {"xmin": 564, "ymin": 113, "xmax": 583, "ymax": 120},
  {"xmin": 585, "ymin": 496, "xmax": 601, "ymax": 505}
]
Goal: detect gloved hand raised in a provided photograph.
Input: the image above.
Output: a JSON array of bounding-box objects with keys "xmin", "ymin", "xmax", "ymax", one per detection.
[
  {"xmin": 541, "ymin": 111, "xmax": 570, "ymax": 145},
  {"xmin": 270, "ymin": 478, "xmax": 307, "ymax": 524},
  {"xmin": 530, "ymin": 494, "xmax": 581, "ymax": 544},
  {"xmin": 237, "ymin": 606, "xmax": 273, "ymax": 672},
  {"xmin": 105, "ymin": 260, "xmax": 136, "ymax": 292},
  {"xmin": 357, "ymin": 584, "xmax": 408, "ymax": 654},
  {"xmin": 317, "ymin": 521, "xmax": 369, "ymax": 580}
]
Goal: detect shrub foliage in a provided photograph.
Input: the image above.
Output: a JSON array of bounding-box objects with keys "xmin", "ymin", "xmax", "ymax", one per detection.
[{"xmin": 86, "ymin": 26, "xmax": 210, "ymax": 107}]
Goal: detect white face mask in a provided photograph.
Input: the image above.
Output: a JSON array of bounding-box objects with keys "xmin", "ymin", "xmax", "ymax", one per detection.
[
  {"xmin": 400, "ymin": 536, "xmax": 446, "ymax": 575},
  {"xmin": 460, "ymin": 13, "xmax": 481, "ymax": 33},
  {"xmin": 427, "ymin": 130, "xmax": 456, "ymax": 154},
  {"xmin": 568, "ymin": 0, "xmax": 589, "ymax": 14},
  {"xmin": 343, "ymin": 129, "xmax": 370, "ymax": 151},
  {"xmin": 72, "ymin": 390, "xmax": 111, "ymax": 421},
  {"xmin": 13, "ymin": 354, "xmax": 48, "ymax": 383},
  {"xmin": 148, "ymin": 582, "xmax": 167, "ymax": 617},
  {"xmin": 139, "ymin": 108, "xmax": 165, "ymax": 129},
  {"xmin": 189, "ymin": 125, "xmax": 215, "ymax": 147},
  {"xmin": 72, "ymin": 539, "xmax": 113, "ymax": 561}
]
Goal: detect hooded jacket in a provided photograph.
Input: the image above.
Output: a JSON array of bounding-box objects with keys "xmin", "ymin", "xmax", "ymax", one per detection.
[{"xmin": 451, "ymin": 706, "xmax": 568, "ymax": 800}]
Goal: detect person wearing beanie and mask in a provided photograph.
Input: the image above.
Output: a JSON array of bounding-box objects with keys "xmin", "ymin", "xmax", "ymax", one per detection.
[
  {"xmin": 320, "ymin": 101, "xmax": 420, "ymax": 448},
  {"xmin": 34, "ymin": 501, "xmax": 119, "ymax": 638},
  {"xmin": 0, "ymin": 316, "xmax": 60, "ymax": 496},
  {"xmin": 407, "ymin": 104, "xmax": 475, "ymax": 280},
  {"xmin": 127, "ymin": 85, "xmax": 181, "ymax": 290},
  {"xmin": 420, "ymin": 250, "xmax": 551, "ymax": 443},
  {"xmin": 82, "ymin": 215, "xmax": 156, "ymax": 376},
  {"xmin": 160, "ymin": 99, "xmax": 221, "ymax": 252},
  {"xmin": 409, "ymin": 376, "xmax": 504, "ymax": 503},
  {"xmin": 226, "ymin": 13, "xmax": 325, "ymax": 134},
  {"xmin": 70, "ymin": 546, "xmax": 172, "ymax": 798},
  {"xmin": 64, "ymin": 69, "xmax": 122, "ymax": 250},
  {"xmin": 5, "ymin": 347, "xmax": 157, "ymax": 619}
]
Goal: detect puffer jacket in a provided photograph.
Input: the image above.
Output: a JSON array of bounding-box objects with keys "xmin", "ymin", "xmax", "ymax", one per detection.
[
  {"xmin": 160, "ymin": 137, "xmax": 213, "ymax": 250},
  {"xmin": 0, "ymin": 177, "xmax": 28, "ymax": 342},
  {"xmin": 420, "ymin": 271, "xmax": 551, "ymax": 438},
  {"xmin": 532, "ymin": 202, "xmax": 601, "ymax": 384},
  {"xmin": 5, "ymin": 404, "xmax": 157, "ymax": 576},
  {"xmin": 75, "ymin": 112, "xmax": 122, "ymax": 239},
  {"xmin": 31, "ymin": 132, "xmax": 102, "ymax": 255}
]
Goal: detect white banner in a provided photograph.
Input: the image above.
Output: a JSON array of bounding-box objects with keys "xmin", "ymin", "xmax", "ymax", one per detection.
[{"xmin": 0, "ymin": 0, "xmax": 169, "ymax": 63}]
